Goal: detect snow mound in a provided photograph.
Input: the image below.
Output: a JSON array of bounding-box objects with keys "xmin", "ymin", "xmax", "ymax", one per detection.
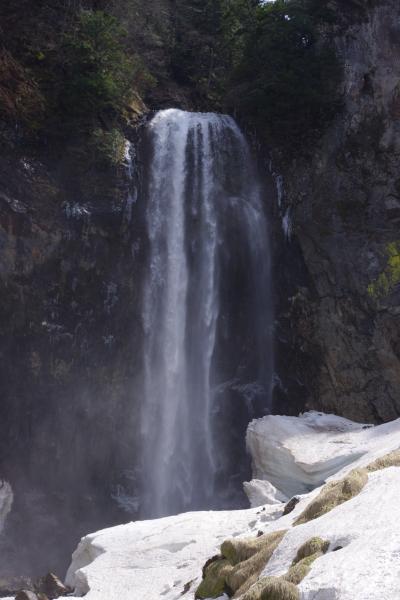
[
  {"xmin": 62, "ymin": 413, "xmax": 400, "ymax": 600},
  {"xmin": 246, "ymin": 411, "xmax": 400, "ymax": 497},
  {"xmin": 64, "ymin": 505, "xmax": 282, "ymax": 600}
]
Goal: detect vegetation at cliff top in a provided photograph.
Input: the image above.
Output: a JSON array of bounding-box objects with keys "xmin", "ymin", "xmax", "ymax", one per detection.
[
  {"xmin": 172, "ymin": 0, "xmax": 341, "ymax": 145},
  {"xmin": 0, "ymin": 0, "xmax": 341, "ymax": 169},
  {"xmin": 226, "ymin": 0, "xmax": 341, "ymax": 144},
  {"xmin": 0, "ymin": 1, "xmax": 154, "ymax": 170},
  {"xmin": 59, "ymin": 11, "xmax": 141, "ymax": 120}
]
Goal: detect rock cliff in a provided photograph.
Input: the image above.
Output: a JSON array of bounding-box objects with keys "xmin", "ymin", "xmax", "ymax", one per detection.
[{"xmin": 276, "ymin": 0, "xmax": 400, "ymax": 422}]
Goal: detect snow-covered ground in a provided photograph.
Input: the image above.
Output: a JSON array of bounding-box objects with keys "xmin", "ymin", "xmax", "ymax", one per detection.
[
  {"xmin": 63, "ymin": 412, "xmax": 400, "ymax": 600},
  {"xmin": 64, "ymin": 505, "xmax": 281, "ymax": 600}
]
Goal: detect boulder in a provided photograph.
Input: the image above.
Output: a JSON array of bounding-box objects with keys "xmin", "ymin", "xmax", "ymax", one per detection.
[
  {"xmin": 36, "ymin": 573, "xmax": 68, "ymax": 599},
  {"xmin": 15, "ymin": 592, "xmax": 38, "ymax": 600}
]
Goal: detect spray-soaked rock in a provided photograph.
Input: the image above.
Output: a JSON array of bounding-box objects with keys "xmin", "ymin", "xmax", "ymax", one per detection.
[
  {"xmin": 36, "ymin": 573, "xmax": 68, "ymax": 598},
  {"xmin": 283, "ymin": 496, "xmax": 300, "ymax": 516},
  {"xmin": 15, "ymin": 591, "xmax": 39, "ymax": 600},
  {"xmin": 0, "ymin": 576, "xmax": 34, "ymax": 597}
]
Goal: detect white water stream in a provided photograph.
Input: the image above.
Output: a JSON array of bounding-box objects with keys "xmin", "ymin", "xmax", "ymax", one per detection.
[{"xmin": 140, "ymin": 109, "xmax": 271, "ymax": 517}]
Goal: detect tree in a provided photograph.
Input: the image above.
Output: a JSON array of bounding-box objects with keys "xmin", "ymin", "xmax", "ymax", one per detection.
[
  {"xmin": 226, "ymin": 0, "xmax": 341, "ymax": 145},
  {"xmin": 60, "ymin": 10, "xmax": 135, "ymax": 120}
]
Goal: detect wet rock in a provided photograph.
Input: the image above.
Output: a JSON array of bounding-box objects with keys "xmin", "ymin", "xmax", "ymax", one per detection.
[
  {"xmin": 36, "ymin": 573, "xmax": 68, "ymax": 599},
  {"xmin": 15, "ymin": 591, "xmax": 38, "ymax": 600},
  {"xmin": 282, "ymin": 497, "xmax": 300, "ymax": 516},
  {"xmin": 274, "ymin": 0, "xmax": 400, "ymax": 423},
  {"xmin": 0, "ymin": 576, "xmax": 34, "ymax": 597}
]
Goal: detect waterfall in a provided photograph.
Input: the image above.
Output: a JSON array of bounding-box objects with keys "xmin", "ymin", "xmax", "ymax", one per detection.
[{"xmin": 139, "ymin": 109, "xmax": 272, "ymax": 518}]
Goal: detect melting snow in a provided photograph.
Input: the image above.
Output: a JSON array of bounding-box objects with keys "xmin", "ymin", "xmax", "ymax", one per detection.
[{"xmin": 62, "ymin": 412, "xmax": 400, "ymax": 600}]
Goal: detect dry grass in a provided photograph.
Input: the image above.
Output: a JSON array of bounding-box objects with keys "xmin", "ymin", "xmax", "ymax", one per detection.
[
  {"xmin": 366, "ymin": 449, "xmax": 400, "ymax": 472},
  {"xmin": 294, "ymin": 468, "xmax": 368, "ymax": 525},
  {"xmin": 227, "ymin": 531, "xmax": 287, "ymax": 597},
  {"xmin": 241, "ymin": 576, "xmax": 299, "ymax": 600},
  {"xmin": 292, "ymin": 537, "xmax": 330, "ymax": 563},
  {"xmin": 221, "ymin": 530, "xmax": 287, "ymax": 566},
  {"xmin": 282, "ymin": 536, "xmax": 330, "ymax": 585},
  {"xmin": 195, "ymin": 557, "xmax": 233, "ymax": 599},
  {"xmin": 284, "ymin": 554, "xmax": 320, "ymax": 585}
]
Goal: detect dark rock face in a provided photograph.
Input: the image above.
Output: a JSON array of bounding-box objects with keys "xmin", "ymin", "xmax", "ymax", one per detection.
[
  {"xmin": 0, "ymin": 136, "xmax": 148, "ymax": 575},
  {"xmin": 276, "ymin": 0, "xmax": 400, "ymax": 422}
]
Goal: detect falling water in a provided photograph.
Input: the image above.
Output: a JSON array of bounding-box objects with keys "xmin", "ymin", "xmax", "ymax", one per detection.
[{"xmin": 139, "ymin": 109, "xmax": 272, "ymax": 518}]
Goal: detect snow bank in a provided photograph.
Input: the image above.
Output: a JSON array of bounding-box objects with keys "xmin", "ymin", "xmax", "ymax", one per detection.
[
  {"xmin": 246, "ymin": 411, "xmax": 400, "ymax": 497},
  {"xmin": 64, "ymin": 505, "xmax": 282, "ymax": 600},
  {"xmin": 62, "ymin": 413, "xmax": 400, "ymax": 600}
]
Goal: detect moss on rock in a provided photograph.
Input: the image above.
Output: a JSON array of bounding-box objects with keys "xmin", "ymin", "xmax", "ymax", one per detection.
[
  {"xmin": 292, "ymin": 537, "xmax": 330, "ymax": 563},
  {"xmin": 221, "ymin": 530, "xmax": 287, "ymax": 566},
  {"xmin": 284, "ymin": 553, "xmax": 321, "ymax": 585},
  {"xmin": 198, "ymin": 531, "xmax": 331, "ymax": 599},
  {"xmin": 241, "ymin": 576, "xmax": 299, "ymax": 600},
  {"xmin": 194, "ymin": 530, "xmax": 288, "ymax": 598},
  {"xmin": 226, "ymin": 530, "xmax": 287, "ymax": 597},
  {"xmin": 195, "ymin": 558, "xmax": 232, "ymax": 599},
  {"xmin": 294, "ymin": 468, "xmax": 368, "ymax": 525},
  {"xmin": 367, "ymin": 241, "xmax": 400, "ymax": 299},
  {"xmin": 283, "ymin": 537, "xmax": 329, "ymax": 586}
]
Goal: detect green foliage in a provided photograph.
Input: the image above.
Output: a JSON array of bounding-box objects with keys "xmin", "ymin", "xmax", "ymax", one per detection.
[
  {"xmin": 368, "ymin": 242, "xmax": 400, "ymax": 300},
  {"xmin": 226, "ymin": 0, "xmax": 341, "ymax": 145},
  {"xmin": 0, "ymin": 0, "xmax": 342, "ymax": 165},
  {"xmin": 90, "ymin": 127, "xmax": 126, "ymax": 167},
  {"xmin": 60, "ymin": 10, "xmax": 135, "ymax": 119},
  {"xmin": 171, "ymin": 0, "xmax": 227, "ymax": 103},
  {"xmin": 172, "ymin": 0, "xmax": 342, "ymax": 144}
]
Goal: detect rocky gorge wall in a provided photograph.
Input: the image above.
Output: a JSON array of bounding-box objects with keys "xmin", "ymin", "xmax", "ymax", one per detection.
[
  {"xmin": 274, "ymin": 0, "xmax": 400, "ymax": 423},
  {"xmin": 0, "ymin": 134, "xmax": 149, "ymax": 575}
]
